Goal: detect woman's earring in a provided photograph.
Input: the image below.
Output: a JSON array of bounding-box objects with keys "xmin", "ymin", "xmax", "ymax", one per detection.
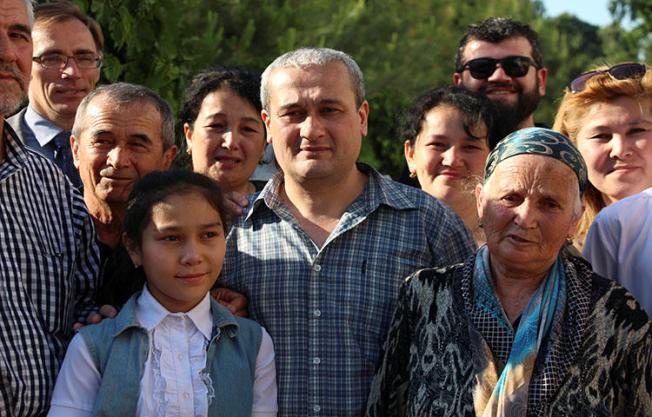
[
  {"xmin": 565, "ymin": 235, "xmax": 574, "ymax": 246},
  {"xmin": 409, "ymin": 171, "xmax": 416, "ymax": 178}
]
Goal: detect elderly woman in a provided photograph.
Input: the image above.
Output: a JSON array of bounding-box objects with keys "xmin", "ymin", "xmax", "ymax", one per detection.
[
  {"xmin": 180, "ymin": 67, "xmax": 267, "ymax": 195},
  {"xmin": 366, "ymin": 128, "xmax": 651, "ymax": 417},
  {"xmin": 553, "ymin": 63, "xmax": 652, "ymax": 248},
  {"xmin": 401, "ymin": 86, "xmax": 500, "ymax": 244}
]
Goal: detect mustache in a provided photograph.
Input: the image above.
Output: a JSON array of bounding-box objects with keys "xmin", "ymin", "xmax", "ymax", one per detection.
[{"xmin": 0, "ymin": 63, "xmax": 27, "ymax": 91}]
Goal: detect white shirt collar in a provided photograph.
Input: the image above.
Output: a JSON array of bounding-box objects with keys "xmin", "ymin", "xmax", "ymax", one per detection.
[
  {"xmin": 136, "ymin": 285, "xmax": 213, "ymax": 340},
  {"xmin": 24, "ymin": 105, "xmax": 65, "ymax": 147}
]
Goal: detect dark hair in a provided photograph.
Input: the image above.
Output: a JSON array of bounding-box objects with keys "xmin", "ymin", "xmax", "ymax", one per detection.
[
  {"xmin": 179, "ymin": 66, "xmax": 262, "ymax": 128},
  {"xmin": 399, "ymin": 85, "xmax": 502, "ymax": 150},
  {"xmin": 124, "ymin": 170, "xmax": 228, "ymax": 246},
  {"xmin": 455, "ymin": 17, "xmax": 543, "ymax": 71},
  {"xmin": 35, "ymin": 0, "xmax": 104, "ymax": 51}
]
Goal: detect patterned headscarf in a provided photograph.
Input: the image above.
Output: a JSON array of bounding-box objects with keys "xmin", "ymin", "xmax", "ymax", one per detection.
[{"xmin": 484, "ymin": 127, "xmax": 588, "ymax": 194}]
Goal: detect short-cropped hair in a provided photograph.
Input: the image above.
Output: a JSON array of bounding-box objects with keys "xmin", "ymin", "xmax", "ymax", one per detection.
[
  {"xmin": 261, "ymin": 47, "xmax": 365, "ymax": 110},
  {"xmin": 72, "ymin": 82, "xmax": 175, "ymax": 150},
  {"xmin": 455, "ymin": 17, "xmax": 543, "ymax": 71}
]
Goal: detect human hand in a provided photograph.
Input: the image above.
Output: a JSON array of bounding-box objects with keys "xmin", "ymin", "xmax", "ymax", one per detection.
[
  {"xmin": 72, "ymin": 304, "xmax": 118, "ymax": 331},
  {"xmin": 212, "ymin": 288, "xmax": 249, "ymax": 317},
  {"xmin": 223, "ymin": 191, "xmax": 249, "ymax": 218}
]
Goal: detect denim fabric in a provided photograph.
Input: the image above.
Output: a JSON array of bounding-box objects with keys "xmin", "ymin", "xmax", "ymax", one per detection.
[{"xmin": 79, "ymin": 293, "xmax": 262, "ymax": 417}]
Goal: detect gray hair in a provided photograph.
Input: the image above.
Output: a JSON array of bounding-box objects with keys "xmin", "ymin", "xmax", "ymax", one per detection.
[
  {"xmin": 24, "ymin": 0, "xmax": 34, "ymax": 25},
  {"xmin": 260, "ymin": 47, "xmax": 365, "ymax": 110},
  {"xmin": 72, "ymin": 82, "xmax": 175, "ymax": 149}
]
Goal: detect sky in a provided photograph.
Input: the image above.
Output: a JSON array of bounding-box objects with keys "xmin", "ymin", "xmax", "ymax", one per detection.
[{"xmin": 542, "ymin": 0, "xmax": 614, "ymax": 27}]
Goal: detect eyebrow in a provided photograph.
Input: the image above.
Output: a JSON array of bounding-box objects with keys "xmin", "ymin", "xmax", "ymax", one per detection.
[{"xmin": 156, "ymin": 221, "xmax": 223, "ymax": 231}]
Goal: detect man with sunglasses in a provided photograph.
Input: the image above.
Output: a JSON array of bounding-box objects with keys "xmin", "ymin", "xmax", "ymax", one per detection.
[
  {"xmin": 8, "ymin": 0, "xmax": 103, "ymax": 188},
  {"xmin": 453, "ymin": 17, "xmax": 547, "ymax": 134}
]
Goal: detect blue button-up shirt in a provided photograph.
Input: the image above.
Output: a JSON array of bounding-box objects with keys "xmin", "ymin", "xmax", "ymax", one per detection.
[{"xmin": 220, "ymin": 164, "xmax": 476, "ymax": 417}]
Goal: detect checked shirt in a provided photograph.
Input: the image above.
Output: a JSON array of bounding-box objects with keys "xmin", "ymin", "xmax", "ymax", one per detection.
[
  {"xmin": 0, "ymin": 123, "xmax": 100, "ymax": 417},
  {"xmin": 220, "ymin": 164, "xmax": 476, "ymax": 417}
]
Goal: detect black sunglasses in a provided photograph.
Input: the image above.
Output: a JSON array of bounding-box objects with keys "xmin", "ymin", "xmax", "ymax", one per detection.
[
  {"xmin": 458, "ymin": 56, "xmax": 538, "ymax": 80},
  {"xmin": 569, "ymin": 63, "xmax": 647, "ymax": 93}
]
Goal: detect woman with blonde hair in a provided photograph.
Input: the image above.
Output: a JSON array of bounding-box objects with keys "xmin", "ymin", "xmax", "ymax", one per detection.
[{"xmin": 553, "ymin": 63, "xmax": 652, "ymax": 248}]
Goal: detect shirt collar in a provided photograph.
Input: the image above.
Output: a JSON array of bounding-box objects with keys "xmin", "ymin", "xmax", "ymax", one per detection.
[
  {"xmin": 245, "ymin": 162, "xmax": 417, "ymax": 222},
  {"xmin": 136, "ymin": 285, "xmax": 213, "ymax": 340},
  {"xmin": 24, "ymin": 105, "xmax": 65, "ymax": 147}
]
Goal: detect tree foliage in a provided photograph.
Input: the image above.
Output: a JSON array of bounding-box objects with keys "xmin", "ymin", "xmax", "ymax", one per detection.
[{"xmin": 37, "ymin": 0, "xmax": 640, "ymax": 177}]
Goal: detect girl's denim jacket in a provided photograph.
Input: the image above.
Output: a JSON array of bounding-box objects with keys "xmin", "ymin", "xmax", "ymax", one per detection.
[{"xmin": 79, "ymin": 293, "xmax": 262, "ymax": 417}]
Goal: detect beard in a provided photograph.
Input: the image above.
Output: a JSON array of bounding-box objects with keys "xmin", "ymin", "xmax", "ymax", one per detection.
[
  {"xmin": 0, "ymin": 63, "xmax": 27, "ymax": 116},
  {"xmin": 484, "ymin": 79, "xmax": 541, "ymax": 137}
]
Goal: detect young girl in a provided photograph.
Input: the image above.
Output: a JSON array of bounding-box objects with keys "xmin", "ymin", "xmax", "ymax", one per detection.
[{"xmin": 48, "ymin": 171, "xmax": 277, "ymax": 417}]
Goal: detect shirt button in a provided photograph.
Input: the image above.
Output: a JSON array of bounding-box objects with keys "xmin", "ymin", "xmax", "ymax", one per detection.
[
  {"xmin": 183, "ymin": 392, "xmax": 191, "ymax": 400},
  {"xmin": 313, "ymin": 357, "xmax": 321, "ymax": 365},
  {"xmin": 313, "ymin": 405, "xmax": 321, "ymax": 412},
  {"xmin": 177, "ymin": 353, "xmax": 184, "ymax": 361},
  {"xmin": 313, "ymin": 264, "xmax": 322, "ymax": 272},
  {"xmin": 313, "ymin": 309, "xmax": 321, "ymax": 317}
]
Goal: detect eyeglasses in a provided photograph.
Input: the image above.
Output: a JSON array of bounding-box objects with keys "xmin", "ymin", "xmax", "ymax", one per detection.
[
  {"xmin": 569, "ymin": 63, "xmax": 647, "ymax": 93},
  {"xmin": 32, "ymin": 52, "xmax": 102, "ymax": 70},
  {"xmin": 458, "ymin": 56, "xmax": 538, "ymax": 79}
]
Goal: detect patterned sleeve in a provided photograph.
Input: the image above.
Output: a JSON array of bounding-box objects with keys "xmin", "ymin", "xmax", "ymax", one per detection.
[
  {"xmin": 72, "ymin": 195, "xmax": 101, "ymax": 322},
  {"xmin": 365, "ymin": 275, "xmax": 415, "ymax": 417},
  {"xmin": 625, "ymin": 331, "xmax": 652, "ymax": 416}
]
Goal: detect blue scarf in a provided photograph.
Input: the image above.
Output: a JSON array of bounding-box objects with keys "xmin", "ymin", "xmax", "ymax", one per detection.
[{"xmin": 472, "ymin": 246, "xmax": 567, "ymax": 416}]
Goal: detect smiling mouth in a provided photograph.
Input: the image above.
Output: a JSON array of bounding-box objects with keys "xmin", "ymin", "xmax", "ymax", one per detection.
[{"xmin": 176, "ymin": 273, "xmax": 206, "ymax": 284}]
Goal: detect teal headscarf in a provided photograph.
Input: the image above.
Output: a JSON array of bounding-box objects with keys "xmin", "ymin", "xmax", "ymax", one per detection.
[{"xmin": 484, "ymin": 127, "xmax": 588, "ymax": 194}]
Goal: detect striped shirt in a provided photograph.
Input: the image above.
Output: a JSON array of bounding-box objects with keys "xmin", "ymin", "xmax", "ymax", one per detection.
[
  {"xmin": 0, "ymin": 123, "xmax": 100, "ymax": 417},
  {"xmin": 220, "ymin": 164, "xmax": 476, "ymax": 417}
]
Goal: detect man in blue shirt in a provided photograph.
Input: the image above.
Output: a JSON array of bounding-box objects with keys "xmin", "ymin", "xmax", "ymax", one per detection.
[
  {"xmin": 220, "ymin": 47, "xmax": 476, "ymax": 417},
  {"xmin": 7, "ymin": 1, "xmax": 103, "ymax": 187}
]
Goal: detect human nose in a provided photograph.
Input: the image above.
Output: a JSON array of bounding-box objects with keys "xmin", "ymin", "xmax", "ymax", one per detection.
[
  {"xmin": 221, "ymin": 130, "xmax": 239, "ymax": 149},
  {"xmin": 441, "ymin": 146, "xmax": 463, "ymax": 167},
  {"xmin": 180, "ymin": 239, "xmax": 202, "ymax": 265},
  {"xmin": 513, "ymin": 200, "xmax": 539, "ymax": 229},
  {"xmin": 60, "ymin": 57, "xmax": 81, "ymax": 78},
  {"xmin": 0, "ymin": 33, "xmax": 18, "ymax": 63},
  {"xmin": 609, "ymin": 135, "xmax": 632, "ymax": 160},
  {"xmin": 299, "ymin": 114, "xmax": 325, "ymax": 140},
  {"xmin": 487, "ymin": 64, "xmax": 511, "ymax": 82},
  {"xmin": 106, "ymin": 146, "xmax": 131, "ymax": 168}
]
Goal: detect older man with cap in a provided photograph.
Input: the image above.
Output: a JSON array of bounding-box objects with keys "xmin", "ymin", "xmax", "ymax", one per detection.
[
  {"xmin": 220, "ymin": 47, "xmax": 476, "ymax": 417},
  {"xmin": 0, "ymin": 0, "xmax": 100, "ymax": 415}
]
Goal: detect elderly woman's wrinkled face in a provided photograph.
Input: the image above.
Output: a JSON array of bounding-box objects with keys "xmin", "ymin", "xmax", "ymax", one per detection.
[
  {"xmin": 185, "ymin": 88, "xmax": 266, "ymax": 194},
  {"xmin": 575, "ymin": 96, "xmax": 652, "ymax": 205},
  {"xmin": 476, "ymin": 154, "xmax": 582, "ymax": 273},
  {"xmin": 405, "ymin": 104, "xmax": 490, "ymax": 204}
]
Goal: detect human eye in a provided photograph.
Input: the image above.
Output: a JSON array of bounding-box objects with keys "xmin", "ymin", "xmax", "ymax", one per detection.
[
  {"xmin": 74, "ymin": 53, "xmax": 97, "ymax": 67},
  {"xmin": 427, "ymin": 141, "xmax": 447, "ymax": 151},
  {"xmin": 202, "ymin": 230, "xmax": 220, "ymax": 239},
  {"xmin": 161, "ymin": 234, "xmax": 179, "ymax": 242},
  {"xmin": 10, "ymin": 29, "xmax": 30, "ymax": 43},
  {"xmin": 40, "ymin": 53, "xmax": 65, "ymax": 67},
  {"xmin": 279, "ymin": 109, "xmax": 305, "ymax": 121},
  {"xmin": 500, "ymin": 193, "xmax": 522, "ymax": 205}
]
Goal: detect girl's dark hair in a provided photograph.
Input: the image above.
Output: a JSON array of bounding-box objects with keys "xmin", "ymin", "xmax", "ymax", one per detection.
[
  {"xmin": 398, "ymin": 85, "xmax": 502, "ymax": 150},
  {"xmin": 124, "ymin": 170, "xmax": 228, "ymax": 246},
  {"xmin": 179, "ymin": 66, "xmax": 262, "ymax": 128}
]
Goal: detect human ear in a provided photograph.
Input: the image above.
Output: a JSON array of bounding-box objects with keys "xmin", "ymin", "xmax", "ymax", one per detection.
[
  {"xmin": 404, "ymin": 140, "xmax": 417, "ymax": 175},
  {"xmin": 123, "ymin": 232, "xmax": 142, "ymax": 268},
  {"xmin": 261, "ymin": 110, "xmax": 273, "ymax": 144},
  {"xmin": 475, "ymin": 183, "xmax": 485, "ymax": 219},
  {"xmin": 183, "ymin": 122, "xmax": 193, "ymax": 154}
]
